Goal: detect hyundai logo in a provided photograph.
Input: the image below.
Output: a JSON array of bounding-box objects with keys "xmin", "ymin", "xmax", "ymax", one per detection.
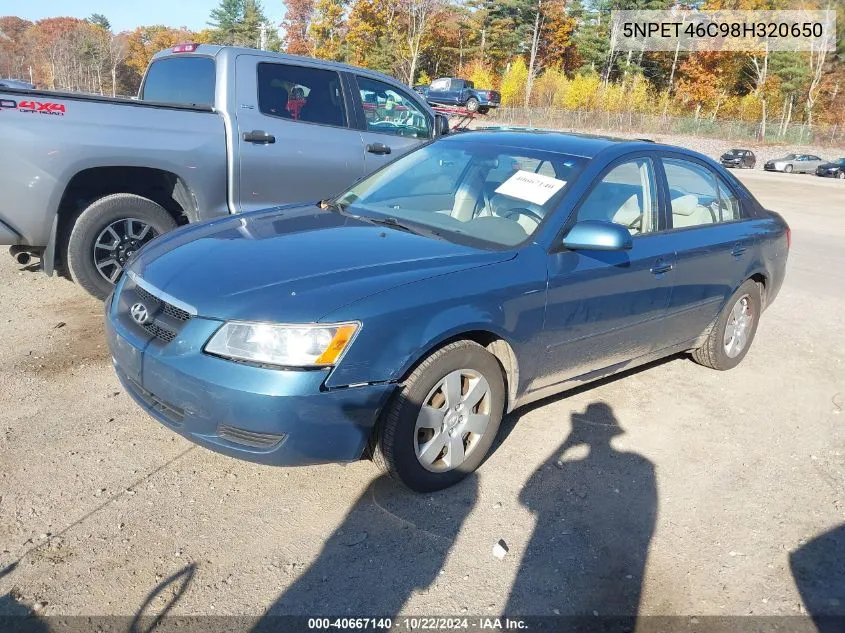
[{"xmin": 130, "ymin": 302, "xmax": 150, "ymax": 325}]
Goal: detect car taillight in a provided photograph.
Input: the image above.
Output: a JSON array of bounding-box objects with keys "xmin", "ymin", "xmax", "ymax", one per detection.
[
  {"xmin": 786, "ymin": 227, "xmax": 791, "ymax": 249},
  {"xmin": 172, "ymin": 43, "xmax": 198, "ymax": 53}
]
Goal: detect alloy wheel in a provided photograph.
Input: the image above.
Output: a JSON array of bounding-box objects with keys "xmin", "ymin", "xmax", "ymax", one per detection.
[{"xmin": 93, "ymin": 218, "xmax": 157, "ymax": 283}]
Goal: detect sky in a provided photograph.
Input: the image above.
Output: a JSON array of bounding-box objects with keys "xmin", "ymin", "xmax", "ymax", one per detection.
[{"xmin": 3, "ymin": 0, "xmax": 286, "ymax": 33}]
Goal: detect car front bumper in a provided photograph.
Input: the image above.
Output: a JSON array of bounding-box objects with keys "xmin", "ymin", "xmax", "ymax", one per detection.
[
  {"xmin": 816, "ymin": 169, "xmax": 841, "ymax": 177},
  {"xmin": 105, "ymin": 293, "xmax": 395, "ymax": 467}
]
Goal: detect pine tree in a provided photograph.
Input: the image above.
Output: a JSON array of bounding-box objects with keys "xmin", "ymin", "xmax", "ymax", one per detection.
[{"xmin": 209, "ymin": 0, "xmax": 245, "ymax": 45}]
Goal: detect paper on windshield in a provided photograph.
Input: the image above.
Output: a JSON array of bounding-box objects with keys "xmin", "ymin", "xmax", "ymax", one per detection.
[{"xmin": 495, "ymin": 170, "xmax": 567, "ymax": 206}]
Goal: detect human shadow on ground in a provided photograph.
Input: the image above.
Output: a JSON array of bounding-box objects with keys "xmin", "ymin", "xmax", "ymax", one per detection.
[
  {"xmin": 504, "ymin": 402, "xmax": 657, "ymax": 626},
  {"xmin": 790, "ymin": 523, "xmax": 845, "ymax": 633},
  {"xmin": 252, "ymin": 473, "xmax": 478, "ymax": 628}
]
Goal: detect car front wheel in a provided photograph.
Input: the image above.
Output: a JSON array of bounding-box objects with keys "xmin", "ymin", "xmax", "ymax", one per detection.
[
  {"xmin": 372, "ymin": 340, "xmax": 505, "ymax": 492},
  {"xmin": 784, "ymin": 164, "xmax": 794, "ymax": 173},
  {"xmin": 692, "ymin": 279, "xmax": 761, "ymax": 370},
  {"xmin": 465, "ymin": 97, "xmax": 480, "ymax": 113}
]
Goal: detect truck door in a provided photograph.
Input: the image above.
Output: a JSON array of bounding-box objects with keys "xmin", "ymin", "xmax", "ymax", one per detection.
[
  {"xmin": 234, "ymin": 55, "xmax": 365, "ymax": 212},
  {"xmin": 351, "ymin": 75, "xmax": 434, "ymax": 174}
]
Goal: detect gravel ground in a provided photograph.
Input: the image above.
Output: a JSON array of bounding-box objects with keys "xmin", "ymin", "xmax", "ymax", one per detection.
[{"xmin": 0, "ymin": 169, "xmax": 843, "ymax": 627}]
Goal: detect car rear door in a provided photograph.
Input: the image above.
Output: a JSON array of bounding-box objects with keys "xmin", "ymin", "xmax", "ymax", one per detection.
[
  {"xmin": 349, "ymin": 74, "xmax": 434, "ymax": 174},
  {"xmin": 535, "ymin": 153, "xmax": 677, "ymax": 390},
  {"xmin": 234, "ymin": 55, "xmax": 365, "ymax": 212},
  {"xmin": 657, "ymin": 153, "xmax": 756, "ymax": 347}
]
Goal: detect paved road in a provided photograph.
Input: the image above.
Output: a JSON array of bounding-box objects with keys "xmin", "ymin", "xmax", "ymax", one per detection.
[{"xmin": 0, "ymin": 170, "xmax": 842, "ymax": 623}]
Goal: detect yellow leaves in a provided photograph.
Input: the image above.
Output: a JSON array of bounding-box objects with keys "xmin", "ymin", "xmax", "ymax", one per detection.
[
  {"xmin": 500, "ymin": 57, "xmax": 528, "ymax": 106},
  {"xmin": 559, "ymin": 73, "xmax": 601, "ymax": 110},
  {"xmin": 462, "ymin": 60, "xmax": 496, "ymax": 91}
]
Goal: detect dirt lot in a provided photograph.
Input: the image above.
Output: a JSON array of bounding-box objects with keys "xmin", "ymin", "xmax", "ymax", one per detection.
[{"xmin": 0, "ymin": 168, "xmax": 843, "ymax": 625}]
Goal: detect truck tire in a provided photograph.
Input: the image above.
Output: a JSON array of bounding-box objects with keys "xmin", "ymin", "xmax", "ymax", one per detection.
[
  {"xmin": 372, "ymin": 340, "xmax": 505, "ymax": 492},
  {"xmin": 691, "ymin": 279, "xmax": 761, "ymax": 371},
  {"xmin": 478, "ymin": 106, "xmax": 490, "ymax": 115},
  {"xmin": 465, "ymin": 97, "xmax": 480, "ymax": 112},
  {"xmin": 67, "ymin": 193, "xmax": 177, "ymax": 300}
]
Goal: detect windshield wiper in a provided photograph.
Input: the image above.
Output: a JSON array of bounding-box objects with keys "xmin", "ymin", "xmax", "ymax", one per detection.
[{"xmin": 363, "ymin": 215, "xmax": 444, "ymax": 239}]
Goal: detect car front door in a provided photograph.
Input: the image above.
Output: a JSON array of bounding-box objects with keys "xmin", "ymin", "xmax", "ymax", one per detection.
[
  {"xmin": 657, "ymin": 154, "xmax": 756, "ymax": 347},
  {"xmin": 534, "ymin": 155, "xmax": 677, "ymax": 391},
  {"xmin": 235, "ymin": 56, "xmax": 365, "ymax": 212},
  {"xmin": 352, "ymin": 75, "xmax": 434, "ymax": 174}
]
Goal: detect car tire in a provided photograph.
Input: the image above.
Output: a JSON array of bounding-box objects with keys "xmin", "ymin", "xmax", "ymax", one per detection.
[
  {"xmin": 692, "ymin": 279, "xmax": 761, "ymax": 371},
  {"xmin": 67, "ymin": 193, "xmax": 177, "ymax": 300},
  {"xmin": 838, "ymin": 171, "xmax": 844, "ymax": 180},
  {"xmin": 465, "ymin": 97, "xmax": 480, "ymax": 113},
  {"xmin": 372, "ymin": 340, "xmax": 505, "ymax": 492},
  {"xmin": 784, "ymin": 164, "xmax": 793, "ymax": 173}
]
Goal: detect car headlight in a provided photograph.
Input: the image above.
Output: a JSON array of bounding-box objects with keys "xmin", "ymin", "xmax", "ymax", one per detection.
[{"xmin": 204, "ymin": 321, "xmax": 360, "ymax": 368}]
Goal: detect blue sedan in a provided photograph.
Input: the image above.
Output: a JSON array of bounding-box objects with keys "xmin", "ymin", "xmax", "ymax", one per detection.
[{"xmin": 106, "ymin": 131, "xmax": 790, "ymax": 492}]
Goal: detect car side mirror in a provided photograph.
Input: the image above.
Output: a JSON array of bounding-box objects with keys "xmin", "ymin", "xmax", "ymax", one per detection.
[
  {"xmin": 435, "ymin": 114, "xmax": 450, "ymax": 137},
  {"xmin": 561, "ymin": 220, "xmax": 633, "ymax": 251}
]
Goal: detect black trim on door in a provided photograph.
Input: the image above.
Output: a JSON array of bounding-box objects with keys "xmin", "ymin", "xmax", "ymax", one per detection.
[{"xmin": 340, "ymin": 72, "xmax": 368, "ymax": 132}]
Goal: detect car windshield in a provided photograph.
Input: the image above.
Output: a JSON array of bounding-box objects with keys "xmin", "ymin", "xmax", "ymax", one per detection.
[
  {"xmin": 334, "ymin": 142, "xmax": 586, "ymax": 248},
  {"xmin": 837, "ymin": 158, "xmax": 845, "ymax": 165}
]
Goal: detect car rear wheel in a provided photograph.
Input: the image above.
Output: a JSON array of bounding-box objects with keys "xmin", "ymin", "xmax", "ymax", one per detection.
[
  {"xmin": 784, "ymin": 164, "xmax": 793, "ymax": 173},
  {"xmin": 67, "ymin": 193, "xmax": 177, "ymax": 300},
  {"xmin": 838, "ymin": 171, "xmax": 844, "ymax": 180},
  {"xmin": 465, "ymin": 97, "xmax": 480, "ymax": 113},
  {"xmin": 372, "ymin": 340, "xmax": 505, "ymax": 492},
  {"xmin": 692, "ymin": 279, "xmax": 761, "ymax": 371}
]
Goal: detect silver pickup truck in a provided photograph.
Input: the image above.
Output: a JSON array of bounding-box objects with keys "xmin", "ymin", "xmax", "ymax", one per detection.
[{"xmin": 0, "ymin": 44, "xmax": 445, "ymax": 299}]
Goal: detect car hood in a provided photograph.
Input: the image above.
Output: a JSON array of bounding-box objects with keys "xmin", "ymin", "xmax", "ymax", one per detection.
[
  {"xmin": 129, "ymin": 205, "xmax": 514, "ymax": 322},
  {"xmin": 818, "ymin": 162, "xmax": 842, "ymax": 169}
]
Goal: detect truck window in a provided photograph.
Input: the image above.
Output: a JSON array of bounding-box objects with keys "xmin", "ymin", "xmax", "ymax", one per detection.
[
  {"xmin": 257, "ymin": 62, "xmax": 347, "ymax": 128},
  {"xmin": 355, "ymin": 76, "xmax": 431, "ymax": 139},
  {"xmin": 141, "ymin": 56, "xmax": 215, "ymax": 107}
]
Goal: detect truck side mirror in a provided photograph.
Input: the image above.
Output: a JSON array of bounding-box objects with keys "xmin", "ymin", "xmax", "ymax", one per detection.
[{"xmin": 435, "ymin": 114, "xmax": 450, "ymax": 137}]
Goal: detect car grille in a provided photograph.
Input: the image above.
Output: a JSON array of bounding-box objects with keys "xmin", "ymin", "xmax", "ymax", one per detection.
[
  {"xmin": 124, "ymin": 377, "xmax": 185, "ymax": 426},
  {"xmin": 117, "ymin": 275, "xmax": 195, "ymax": 345},
  {"xmin": 218, "ymin": 424, "xmax": 286, "ymax": 449}
]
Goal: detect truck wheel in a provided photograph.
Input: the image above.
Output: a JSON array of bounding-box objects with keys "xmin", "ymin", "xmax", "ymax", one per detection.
[
  {"xmin": 692, "ymin": 279, "xmax": 761, "ymax": 371},
  {"xmin": 478, "ymin": 106, "xmax": 490, "ymax": 115},
  {"xmin": 67, "ymin": 193, "xmax": 177, "ymax": 300},
  {"xmin": 465, "ymin": 97, "xmax": 480, "ymax": 113},
  {"xmin": 372, "ymin": 340, "xmax": 505, "ymax": 492}
]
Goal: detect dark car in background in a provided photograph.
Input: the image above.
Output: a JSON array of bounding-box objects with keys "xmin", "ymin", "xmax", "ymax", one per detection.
[
  {"xmin": 106, "ymin": 130, "xmax": 789, "ymax": 492},
  {"xmin": 416, "ymin": 77, "xmax": 501, "ymax": 113},
  {"xmin": 815, "ymin": 157, "xmax": 845, "ymax": 179},
  {"xmin": 720, "ymin": 149, "xmax": 756, "ymax": 169}
]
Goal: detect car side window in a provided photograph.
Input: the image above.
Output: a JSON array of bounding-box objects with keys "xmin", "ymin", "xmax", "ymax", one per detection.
[
  {"xmin": 257, "ymin": 62, "xmax": 347, "ymax": 128},
  {"xmin": 577, "ymin": 158, "xmax": 658, "ymax": 235},
  {"xmin": 430, "ymin": 78, "xmax": 449, "ymax": 91},
  {"xmin": 715, "ymin": 177, "xmax": 742, "ymax": 221},
  {"xmin": 356, "ymin": 76, "xmax": 432, "ymax": 139},
  {"xmin": 663, "ymin": 158, "xmax": 728, "ymax": 229}
]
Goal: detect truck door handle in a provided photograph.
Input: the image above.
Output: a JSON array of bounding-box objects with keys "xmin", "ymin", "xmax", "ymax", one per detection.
[
  {"xmin": 650, "ymin": 260, "xmax": 673, "ymax": 275},
  {"xmin": 366, "ymin": 143, "xmax": 391, "ymax": 155},
  {"xmin": 243, "ymin": 130, "xmax": 275, "ymax": 144},
  {"xmin": 731, "ymin": 244, "xmax": 747, "ymax": 257}
]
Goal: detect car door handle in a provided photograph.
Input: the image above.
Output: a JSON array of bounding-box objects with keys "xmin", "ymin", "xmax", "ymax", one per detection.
[
  {"xmin": 243, "ymin": 130, "xmax": 275, "ymax": 144},
  {"xmin": 650, "ymin": 261, "xmax": 673, "ymax": 275},
  {"xmin": 731, "ymin": 244, "xmax": 747, "ymax": 257},
  {"xmin": 366, "ymin": 143, "xmax": 391, "ymax": 155}
]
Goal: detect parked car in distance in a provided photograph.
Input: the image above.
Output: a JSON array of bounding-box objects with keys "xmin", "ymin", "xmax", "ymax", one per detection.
[
  {"xmin": 764, "ymin": 153, "xmax": 825, "ymax": 174},
  {"xmin": 417, "ymin": 77, "xmax": 501, "ymax": 113},
  {"xmin": 106, "ymin": 130, "xmax": 790, "ymax": 492},
  {"xmin": 0, "ymin": 44, "xmax": 447, "ymax": 299},
  {"xmin": 720, "ymin": 148, "xmax": 756, "ymax": 169},
  {"xmin": 815, "ymin": 157, "xmax": 845, "ymax": 179},
  {"xmin": 0, "ymin": 78, "xmax": 35, "ymax": 89}
]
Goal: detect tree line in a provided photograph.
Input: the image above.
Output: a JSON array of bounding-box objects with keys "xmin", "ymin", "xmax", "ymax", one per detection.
[{"xmin": 1, "ymin": 0, "xmax": 842, "ymax": 132}]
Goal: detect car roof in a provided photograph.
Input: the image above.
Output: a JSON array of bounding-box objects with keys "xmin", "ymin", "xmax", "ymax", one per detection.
[{"xmin": 438, "ymin": 129, "xmax": 670, "ymax": 159}]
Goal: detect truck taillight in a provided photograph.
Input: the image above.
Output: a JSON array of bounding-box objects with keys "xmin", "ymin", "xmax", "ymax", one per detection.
[{"xmin": 172, "ymin": 43, "xmax": 198, "ymax": 53}]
